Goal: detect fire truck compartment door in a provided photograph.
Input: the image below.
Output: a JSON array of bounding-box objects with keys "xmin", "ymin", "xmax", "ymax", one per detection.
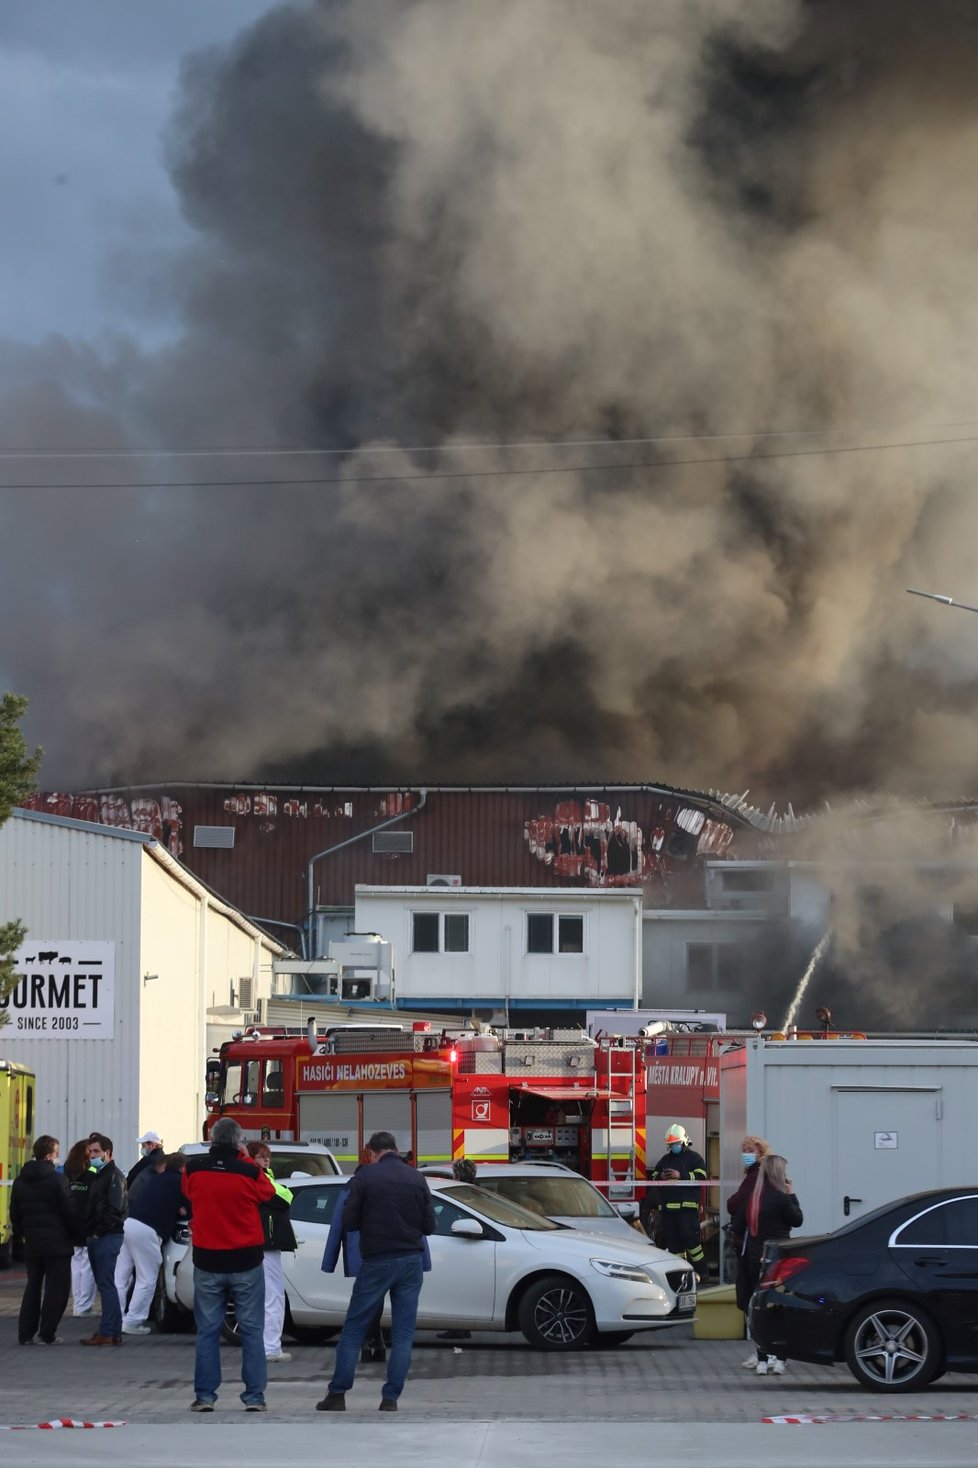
[
  {"xmin": 299, "ymin": 1094, "xmax": 359, "ymax": 1172},
  {"xmin": 516, "ymin": 1087, "xmax": 598, "ymax": 1102},
  {"xmin": 362, "ymin": 1091, "xmax": 413, "ymax": 1160},
  {"xmin": 416, "ymin": 1090, "xmax": 452, "ymax": 1166}
]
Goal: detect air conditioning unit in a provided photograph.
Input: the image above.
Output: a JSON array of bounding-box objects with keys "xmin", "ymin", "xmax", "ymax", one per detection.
[{"xmin": 426, "ymin": 874, "xmax": 462, "ymax": 888}]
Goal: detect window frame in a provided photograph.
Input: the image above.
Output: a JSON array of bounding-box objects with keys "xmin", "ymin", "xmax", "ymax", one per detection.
[
  {"xmin": 410, "ymin": 909, "xmax": 472, "ymax": 955},
  {"xmin": 525, "ymin": 911, "xmax": 586, "ymax": 956}
]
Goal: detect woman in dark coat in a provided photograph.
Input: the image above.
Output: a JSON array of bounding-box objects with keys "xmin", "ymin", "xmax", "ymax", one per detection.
[
  {"xmin": 10, "ymin": 1134, "xmax": 79, "ymax": 1345},
  {"xmin": 727, "ymin": 1134, "xmax": 770, "ymax": 1370},
  {"xmin": 731, "ymin": 1153, "xmax": 803, "ymax": 1376}
]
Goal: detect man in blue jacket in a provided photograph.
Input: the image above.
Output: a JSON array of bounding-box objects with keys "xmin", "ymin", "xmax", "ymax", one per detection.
[{"xmin": 317, "ymin": 1133, "xmax": 435, "ymax": 1413}]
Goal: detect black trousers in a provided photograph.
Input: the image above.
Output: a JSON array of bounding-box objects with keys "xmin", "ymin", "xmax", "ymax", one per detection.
[{"xmin": 19, "ymin": 1254, "xmax": 72, "ymax": 1344}]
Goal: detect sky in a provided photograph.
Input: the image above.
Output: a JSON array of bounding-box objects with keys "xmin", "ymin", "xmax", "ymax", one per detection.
[
  {"xmin": 4, "ymin": 1, "xmax": 978, "ymax": 808},
  {"xmin": 1, "ymin": 1, "xmax": 273, "ymax": 341}
]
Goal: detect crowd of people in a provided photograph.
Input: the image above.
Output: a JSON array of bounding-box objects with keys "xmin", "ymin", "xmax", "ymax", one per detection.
[{"xmin": 10, "ymin": 1114, "xmax": 802, "ymax": 1408}]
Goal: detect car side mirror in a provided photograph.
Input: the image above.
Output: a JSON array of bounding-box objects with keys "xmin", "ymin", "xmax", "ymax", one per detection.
[{"xmin": 450, "ymin": 1218, "xmax": 485, "ymax": 1239}]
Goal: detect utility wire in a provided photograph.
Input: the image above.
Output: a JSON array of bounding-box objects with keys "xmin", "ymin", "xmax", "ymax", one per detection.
[
  {"xmin": 1, "ymin": 431, "xmax": 977, "ymax": 491},
  {"xmin": 1, "ymin": 421, "xmax": 978, "ymax": 459}
]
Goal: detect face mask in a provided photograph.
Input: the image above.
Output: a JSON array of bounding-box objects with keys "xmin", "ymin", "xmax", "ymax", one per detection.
[
  {"xmin": 140, "ymin": 1144, "xmax": 154, "ymax": 1157},
  {"xmin": 90, "ymin": 1156, "xmax": 106, "ymax": 1170},
  {"xmin": 669, "ymin": 1142, "xmax": 683, "ymax": 1155},
  {"xmin": 742, "ymin": 1152, "xmax": 756, "ymax": 1167}
]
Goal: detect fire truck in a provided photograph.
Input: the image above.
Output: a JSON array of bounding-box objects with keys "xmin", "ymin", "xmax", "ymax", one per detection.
[{"xmin": 205, "ymin": 1022, "xmax": 646, "ymax": 1203}]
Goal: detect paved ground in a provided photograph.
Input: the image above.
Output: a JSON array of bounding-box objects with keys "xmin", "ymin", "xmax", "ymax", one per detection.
[{"xmin": 4, "ymin": 1266, "xmax": 978, "ymax": 1430}]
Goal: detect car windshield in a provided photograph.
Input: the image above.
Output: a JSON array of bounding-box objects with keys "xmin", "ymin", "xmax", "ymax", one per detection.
[
  {"xmin": 476, "ymin": 1174, "xmax": 617, "ymax": 1219},
  {"xmin": 442, "ymin": 1183, "xmax": 561, "ymax": 1231},
  {"xmin": 271, "ymin": 1152, "xmax": 337, "ymax": 1177}
]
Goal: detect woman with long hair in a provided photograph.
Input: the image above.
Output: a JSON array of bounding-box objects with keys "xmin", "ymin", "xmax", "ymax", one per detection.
[
  {"xmin": 63, "ymin": 1138, "xmax": 96, "ymax": 1316},
  {"xmin": 727, "ymin": 1135, "xmax": 771, "ymax": 1369},
  {"xmin": 731, "ymin": 1153, "xmax": 803, "ymax": 1376}
]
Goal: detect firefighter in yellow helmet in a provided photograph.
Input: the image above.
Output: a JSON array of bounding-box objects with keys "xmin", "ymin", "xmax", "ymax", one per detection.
[{"xmin": 643, "ymin": 1124, "xmax": 707, "ymax": 1281}]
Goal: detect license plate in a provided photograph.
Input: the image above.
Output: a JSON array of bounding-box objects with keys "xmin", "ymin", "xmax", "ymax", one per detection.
[{"xmin": 677, "ymin": 1291, "xmax": 696, "ymax": 1311}]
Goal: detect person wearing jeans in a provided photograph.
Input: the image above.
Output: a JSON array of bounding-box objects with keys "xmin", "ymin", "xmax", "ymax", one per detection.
[
  {"xmin": 325, "ymin": 1253, "xmax": 424, "ymax": 1404},
  {"xmin": 193, "ymin": 1264, "xmax": 267, "ymax": 1407},
  {"xmin": 181, "ymin": 1117, "xmax": 276, "ymax": 1412},
  {"xmin": 317, "ymin": 1132, "xmax": 435, "ymax": 1412},
  {"xmin": 82, "ymin": 1134, "xmax": 127, "ymax": 1346}
]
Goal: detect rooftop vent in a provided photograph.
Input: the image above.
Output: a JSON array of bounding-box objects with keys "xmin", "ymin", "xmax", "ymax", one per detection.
[
  {"xmin": 372, "ymin": 831, "xmax": 414, "ymax": 854},
  {"xmin": 193, "ymin": 825, "xmax": 235, "ymax": 849}
]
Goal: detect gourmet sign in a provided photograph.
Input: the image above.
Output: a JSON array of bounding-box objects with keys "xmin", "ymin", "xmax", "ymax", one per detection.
[{"xmin": 2, "ymin": 941, "xmax": 115, "ymax": 1040}]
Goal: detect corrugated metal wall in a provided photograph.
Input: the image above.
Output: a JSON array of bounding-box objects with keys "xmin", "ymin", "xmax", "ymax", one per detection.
[
  {"xmin": 27, "ymin": 785, "xmax": 762, "ymax": 933},
  {"xmin": 0, "ymin": 812, "xmax": 144, "ymax": 1151}
]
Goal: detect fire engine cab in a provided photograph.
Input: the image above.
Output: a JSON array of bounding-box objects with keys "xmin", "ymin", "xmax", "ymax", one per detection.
[{"xmin": 205, "ymin": 1022, "xmax": 646, "ymax": 1202}]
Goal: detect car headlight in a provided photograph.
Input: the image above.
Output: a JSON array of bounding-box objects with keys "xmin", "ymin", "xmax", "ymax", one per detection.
[{"xmin": 590, "ymin": 1258, "xmax": 655, "ymax": 1283}]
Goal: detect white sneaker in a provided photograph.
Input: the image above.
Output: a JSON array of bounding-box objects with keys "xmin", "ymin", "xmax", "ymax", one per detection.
[
  {"xmin": 741, "ymin": 1352, "xmax": 759, "ymax": 1369},
  {"xmin": 771, "ymin": 1359, "xmax": 786, "ymax": 1375},
  {"xmin": 755, "ymin": 1358, "xmax": 769, "ymax": 1375},
  {"xmin": 122, "ymin": 1323, "xmax": 151, "ymax": 1336},
  {"xmin": 266, "ymin": 1351, "xmax": 292, "ymax": 1362}
]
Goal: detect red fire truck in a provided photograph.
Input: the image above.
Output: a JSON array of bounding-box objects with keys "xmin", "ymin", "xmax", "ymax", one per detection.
[{"xmin": 205, "ymin": 1022, "xmax": 646, "ymax": 1203}]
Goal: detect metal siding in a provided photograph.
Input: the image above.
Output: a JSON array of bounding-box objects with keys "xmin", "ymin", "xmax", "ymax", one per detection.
[
  {"xmin": 27, "ymin": 786, "xmax": 763, "ymax": 934},
  {"xmin": 0, "ymin": 814, "xmax": 142, "ymax": 1153}
]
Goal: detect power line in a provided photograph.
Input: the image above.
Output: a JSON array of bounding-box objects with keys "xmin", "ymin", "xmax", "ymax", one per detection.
[
  {"xmin": 1, "ymin": 421, "xmax": 978, "ymax": 459},
  {"xmin": 1, "ymin": 431, "xmax": 977, "ymax": 491}
]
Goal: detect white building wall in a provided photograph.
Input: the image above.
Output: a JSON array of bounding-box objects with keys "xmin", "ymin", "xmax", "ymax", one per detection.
[
  {"xmin": 354, "ymin": 887, "xmax": 640, "ymax": 1008},
  {"xmin": 0, "ymin": 811, "xmax": 144, "ymax": 1153},
  {"xmin": 139, "ymin": 854, "xmax": 204, "ymax": 1155},
  {"xmin": 642, "ymin": 910, "xmax": 770, "ymax": 1012},
  {"xmin": 0, "ymin": 809, "xmax": 281, "ymax": 1167}
]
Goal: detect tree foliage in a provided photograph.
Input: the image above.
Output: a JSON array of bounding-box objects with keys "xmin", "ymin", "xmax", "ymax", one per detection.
[{"xmin": 0, "ymin": 694, "xmax": 43, "ymax": 1027}]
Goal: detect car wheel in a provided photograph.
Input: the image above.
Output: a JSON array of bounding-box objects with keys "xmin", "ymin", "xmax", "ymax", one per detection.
[
  {"xmin": 589, "ymin": 1331, "xmax": 635, "ymax": 1348},
  {"xmin": 152, "ymin": 1278, "xmax": 192, "ymax": 1334},
  {"xmin": 517, "ymin": 1274, "xmax": 596, "ymax": 1351},
  {"xmin": 844, "ymin": 1298, "xmax": 940, "ymax": 1393}
]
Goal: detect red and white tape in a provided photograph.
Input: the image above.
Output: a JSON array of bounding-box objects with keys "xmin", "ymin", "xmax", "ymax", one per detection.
[
  {"xmin": 765, "ymin": 1413, "xmax": 978, "ymax": 1425},
  {"xmin": 0, "ymin": 1419, "xmax": 127, "ymax": 1431}
]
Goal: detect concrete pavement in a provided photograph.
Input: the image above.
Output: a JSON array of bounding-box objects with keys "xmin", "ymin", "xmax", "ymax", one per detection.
[{"xmin": 4, "ymin": 1267, "xmax": 978, "ymax": 1465}]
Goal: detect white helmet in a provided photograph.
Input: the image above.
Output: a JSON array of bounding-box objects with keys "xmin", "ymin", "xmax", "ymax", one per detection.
[{"xmin": 664, "ymin": 1123, "xmax": 688, "ymax": 1146}]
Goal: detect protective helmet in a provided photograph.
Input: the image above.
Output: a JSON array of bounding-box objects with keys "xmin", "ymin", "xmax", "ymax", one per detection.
[{"xmin": 664, "ymin": 1123, "xmax": 688, "ymax": 1145}]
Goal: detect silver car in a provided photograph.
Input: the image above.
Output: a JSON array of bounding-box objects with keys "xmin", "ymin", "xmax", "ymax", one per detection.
[
  {"xmin": 161, "ymin": 1175, "xmax": 695, "ymax": 1350},
  {"xmin": 422, "ymin": 1163, "xmax": 645, "ymax": 1243}
]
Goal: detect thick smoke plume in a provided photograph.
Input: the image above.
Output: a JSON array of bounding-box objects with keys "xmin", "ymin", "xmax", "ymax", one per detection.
[{"xmin": 4, "ymin": 0, "xmax": 978, "ymax": 801}]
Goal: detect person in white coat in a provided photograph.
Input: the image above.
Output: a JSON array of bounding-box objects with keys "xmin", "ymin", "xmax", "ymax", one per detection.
[{"xmin": 247, "ymin": 1143, "xmax": 297, "ymax": 1362}]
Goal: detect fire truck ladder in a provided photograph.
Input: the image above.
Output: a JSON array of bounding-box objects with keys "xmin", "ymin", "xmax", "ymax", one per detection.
[{"xmin": 594, "ymin": 1040, "xmax": 637, "ymax": 1202}]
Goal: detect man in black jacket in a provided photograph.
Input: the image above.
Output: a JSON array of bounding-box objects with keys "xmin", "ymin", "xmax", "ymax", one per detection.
[
  {"xmin": 317, "ymin": 1132, "xmax": 435, "ymax": 1413},
  {"xmin": 10, "ymin": 1135, "xmax": 78, "ymax": 1345},
  {"xmin": 81, "ymin": 1133, "xmax": 128, "ymax": 1346}
]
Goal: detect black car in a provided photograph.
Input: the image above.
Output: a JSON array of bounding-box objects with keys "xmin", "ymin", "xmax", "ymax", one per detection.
[{"xmin": 749, "ymin": 1187, "xmax": 978, "ymax": 1393}]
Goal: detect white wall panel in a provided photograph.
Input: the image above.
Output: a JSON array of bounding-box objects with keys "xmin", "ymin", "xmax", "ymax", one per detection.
[{"xmin": 0, "ymin": 812, "xmax": 143, "ymax": 1157}]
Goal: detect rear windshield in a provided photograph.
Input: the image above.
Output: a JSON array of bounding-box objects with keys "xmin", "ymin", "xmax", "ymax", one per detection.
[
  {"xmin": 442, "ymin": 1183, "xmax": 560, "ymax": 1231},
  {"xmin": 476, "ymin": 1175, "xmax": 616, "ymax": 1219}
]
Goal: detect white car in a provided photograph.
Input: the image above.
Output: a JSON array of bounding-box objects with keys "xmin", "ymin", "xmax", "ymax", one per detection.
[
  {"xmin": 421, "ymin": 1163, "xmax": 644, "ymax": 1243},
  {"xmin": 179, "ymin": 1141, "xmax": 341, "ymax": 1176},
  {"xmin": 161, "ymin": 1175, "xmax": 696, "ymax": 1350}
]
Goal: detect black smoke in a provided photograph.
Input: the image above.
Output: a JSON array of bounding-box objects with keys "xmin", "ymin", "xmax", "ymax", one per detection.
[{"xmin": 4, "ymin": 0, "xmax": 978, "ymax": 801}]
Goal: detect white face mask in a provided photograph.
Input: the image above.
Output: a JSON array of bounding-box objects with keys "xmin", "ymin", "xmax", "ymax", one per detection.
[{"xmin": 140, "ymin": 1144, "xmax": 155, "ymax": 1157}]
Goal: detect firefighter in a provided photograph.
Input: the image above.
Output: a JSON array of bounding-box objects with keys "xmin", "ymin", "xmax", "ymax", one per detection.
[{"xmin": 644, "ymin": 1124, "xmax": 707, "ymax": 1281}]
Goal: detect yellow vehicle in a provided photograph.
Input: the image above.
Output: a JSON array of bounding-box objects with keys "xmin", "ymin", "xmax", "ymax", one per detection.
[{"xmin": 0, "ymin": 1059, "xmax": 35, "ymax": 1268}]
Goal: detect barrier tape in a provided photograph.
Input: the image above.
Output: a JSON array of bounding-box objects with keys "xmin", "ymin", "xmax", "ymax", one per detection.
[
  {"xmin": 0, "ymin": 1420, "xmax": 127, "ymax": 1431},
  {"xmin": 764, "ymin": 1413, "xmax": 978, "ymax": 1425}
]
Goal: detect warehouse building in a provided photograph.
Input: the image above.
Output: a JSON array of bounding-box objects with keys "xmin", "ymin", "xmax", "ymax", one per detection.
[{"xmin": 0, "ymin": 807, "xmax": 282, "ymax": 1159}]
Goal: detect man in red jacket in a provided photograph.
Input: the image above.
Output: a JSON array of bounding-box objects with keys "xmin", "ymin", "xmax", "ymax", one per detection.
[{"xmin": 182, "ymin": 1118, "xmax": 275, "ymax": 1412}]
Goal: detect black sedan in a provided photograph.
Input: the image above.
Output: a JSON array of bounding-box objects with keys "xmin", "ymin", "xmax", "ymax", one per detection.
[{"xmin": 749, "ymin": 1187, "xmax": 978, "ymax": 1393}]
